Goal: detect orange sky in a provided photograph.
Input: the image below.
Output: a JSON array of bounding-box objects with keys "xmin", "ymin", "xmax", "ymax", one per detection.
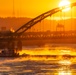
[{"xmin": 0, "ymin": 0, "xmax": 76, "ymax": 18}]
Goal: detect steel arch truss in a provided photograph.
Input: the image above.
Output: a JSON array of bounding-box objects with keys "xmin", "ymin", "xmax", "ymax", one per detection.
[{"xmin": 15, "ymin": 2, "xmax": 76, "ymax": 35}]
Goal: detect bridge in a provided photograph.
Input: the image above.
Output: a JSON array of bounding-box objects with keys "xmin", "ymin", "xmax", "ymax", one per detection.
[{"xmin": 0, "ymin": 2, "xmax": 76, "ymax": 56}]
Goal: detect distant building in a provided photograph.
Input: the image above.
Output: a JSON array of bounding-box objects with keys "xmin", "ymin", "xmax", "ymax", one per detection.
[{"xmin": 56, "ymin": 23, "xmax": 65, "ymax": 31}]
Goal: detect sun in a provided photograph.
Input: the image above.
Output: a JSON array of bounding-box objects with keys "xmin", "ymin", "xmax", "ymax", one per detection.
[
  {"xmin": 59, "ymin": 0, "xmax": 71, "ymax": 12},
  {"xmin": 59, "ymin": 0, "xmax": 70, "ymax": 7}
]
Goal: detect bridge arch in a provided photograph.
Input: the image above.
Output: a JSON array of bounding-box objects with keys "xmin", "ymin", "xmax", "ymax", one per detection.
[{"xmin": 14, "ymin": 2, "xmax": 76, "ymax": 35}]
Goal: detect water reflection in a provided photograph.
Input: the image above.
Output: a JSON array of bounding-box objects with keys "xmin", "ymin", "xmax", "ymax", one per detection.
[
  {"xmin": 18, "ymin": 45, "xmax": 76, "ymax": 75},
  {"xmin": 58, "ymin": 60, "xmax": 72, "ymax": 75},
  {"xmin": 58, "ymin": 70, "xmax": 71, "ymax": 75},
  {"xmin": 0, "ymin": 44, "xmax": 76, "ymax": 75},
  {"xmin": 19, "ymin": 45, "xmax": 76, "ymax": 56},
  {"xmin": 58, "ymin": 60, "xmax": 71, "ymax": 65}
]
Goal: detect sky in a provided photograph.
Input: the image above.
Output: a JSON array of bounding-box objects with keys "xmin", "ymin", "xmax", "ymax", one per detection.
[{"xmin": 0, "ymin": 0, "xmax": 76, "ymax": 18}]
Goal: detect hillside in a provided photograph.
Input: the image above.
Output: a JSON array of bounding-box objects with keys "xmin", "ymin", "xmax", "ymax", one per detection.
[
  {"xmin": 0, "ymin": 17, "xmax": 76, "ymax": 32},
  {"xmin": 0, "ymin": 17, "xmax": 31, "ymax": 31}
]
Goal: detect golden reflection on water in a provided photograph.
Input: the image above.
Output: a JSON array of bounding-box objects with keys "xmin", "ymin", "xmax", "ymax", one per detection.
[
  {"xmin": 18, "ymin": 46, "xmax": 76, "ymax": 63},
  {"xmin": 58, "ymin": 60, "xmax": 71, "ymax": 65},
  {"xmin": 57, "ymin": 59, "xmax": 72, "ymax": 75},
  {"xmin": 18, "ymin": 46, "xmax": 76, "ymax": 75},
  {"xmin": 19, "ymin": 46, "xmax": 76, "ymax": 56},
  {"xmin": 58, "ymin": 70, "xmax": 71, "ymax": 75}
]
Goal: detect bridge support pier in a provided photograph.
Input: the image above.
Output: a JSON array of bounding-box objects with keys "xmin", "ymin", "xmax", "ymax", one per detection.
[
  {"xmin": 1, "ymin": 40, "xmax": 22, "ymax": 56},
  {"xmin": 17, "ymin": 40, "xmax": 22, "ymax": 51},
  {"xmin": 0, "ymin": 40, "xmax": 18, "ymax": 56},
  {"xmin": 7, "ymin": 41, "xmax": 16, "ymax": 56}
]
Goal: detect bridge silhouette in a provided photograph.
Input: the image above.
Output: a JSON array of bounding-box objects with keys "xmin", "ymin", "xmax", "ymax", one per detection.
[{"xmin": 0, "ymin": 2, "xmax": 76, "ymax": 56}]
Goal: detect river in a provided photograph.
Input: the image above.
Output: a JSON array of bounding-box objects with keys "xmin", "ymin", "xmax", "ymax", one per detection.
[{"xmin": 0, "ymin": 44, "xmax": 76, "ymax": 75}]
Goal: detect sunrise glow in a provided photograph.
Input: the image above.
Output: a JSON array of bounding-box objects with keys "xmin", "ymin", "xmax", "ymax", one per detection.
[{"xmin": 59, "ymin": 0, "xmax": 71, "ymax": 12}]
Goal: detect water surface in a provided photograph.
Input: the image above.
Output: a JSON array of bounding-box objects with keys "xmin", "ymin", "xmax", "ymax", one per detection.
[{"xmin": 0, "ymin": 44, "xmax": 76, "ymax": 75}]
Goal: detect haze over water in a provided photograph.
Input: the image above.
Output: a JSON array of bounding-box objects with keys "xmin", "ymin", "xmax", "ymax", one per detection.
[
  {"xmin": 0, "ymin": 44, "xmax": 76, "ymax": 75},
  {"xmin": 0, "ymin": 0, "xmax": 76, "ymax": 75}
]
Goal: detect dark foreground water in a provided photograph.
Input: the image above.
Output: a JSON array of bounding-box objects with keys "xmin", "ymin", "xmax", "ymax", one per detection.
[
  {"xmin": 0, "ymin": 44, "xmax": 76, "ymax": 75},
  {"xmin": 0, "ymin": 57, "xmax": 76, "ymax": 75}
]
